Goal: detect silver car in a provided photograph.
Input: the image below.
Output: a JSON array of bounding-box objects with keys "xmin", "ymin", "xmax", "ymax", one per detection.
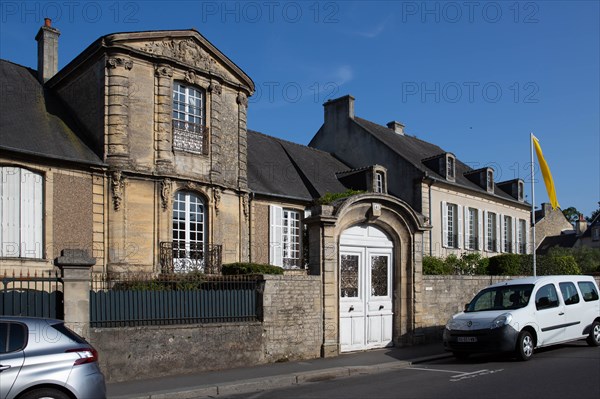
[{"xmin": 0, "ymin": 317, "xmax": 106, "ymax": 399}]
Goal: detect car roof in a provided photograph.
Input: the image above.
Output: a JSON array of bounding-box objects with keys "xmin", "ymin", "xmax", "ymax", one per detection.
[
  {"xmin": 488, "ymin": 275, "xmax": 596, "ymax": 288},
  {"xmin": 0, "ymin": 316, "xmax": 63, "ymax": 324}
]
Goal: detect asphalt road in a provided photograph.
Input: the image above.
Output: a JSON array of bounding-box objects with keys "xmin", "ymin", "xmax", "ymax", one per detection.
[{"xmin": 225, "ymin": 343, "xmax": 600, "ymax": 399}]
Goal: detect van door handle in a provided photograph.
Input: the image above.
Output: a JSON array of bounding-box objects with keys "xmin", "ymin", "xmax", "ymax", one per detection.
[
  {"xmin": 349, "ymin": 305, "xmax": 354, "ymax": 312},
  {"xmin": 0, "ymin": 365, "xmax": 11, "ymax": 372},
  {"xmin": 559, "ymin": 312, "xmax": 565, "ymax": 316}
]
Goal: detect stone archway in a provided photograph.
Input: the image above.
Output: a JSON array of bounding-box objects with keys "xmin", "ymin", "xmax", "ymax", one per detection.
[{"xmin": 306, "ymin": 194, "xmax": 430, "ymax": 357}]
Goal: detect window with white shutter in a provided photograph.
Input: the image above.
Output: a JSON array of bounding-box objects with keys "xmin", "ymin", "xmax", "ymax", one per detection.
[{"xmin": 0, "ymin": 167, "xmax": 43, "ymax": 258}]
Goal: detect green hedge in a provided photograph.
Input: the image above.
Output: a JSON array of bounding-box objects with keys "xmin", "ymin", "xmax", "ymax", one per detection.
[
  {"xmin": 221, "ymin": 262, "xmax": 284, "ymax": 275},
  {"xmin": 425, "ymin": 250, "xmax": 586, "ymax": 276}
]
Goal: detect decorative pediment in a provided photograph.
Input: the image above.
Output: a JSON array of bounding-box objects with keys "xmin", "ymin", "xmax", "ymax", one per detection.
[{"xmin": 137, "ymin": 39, "xmax": 216, "ymax": 72}]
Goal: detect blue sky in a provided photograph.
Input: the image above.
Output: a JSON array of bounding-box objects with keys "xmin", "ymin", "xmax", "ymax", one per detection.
[{"xmin": 1, "ymin": 1, "xmax": 598, "ymax": 217}]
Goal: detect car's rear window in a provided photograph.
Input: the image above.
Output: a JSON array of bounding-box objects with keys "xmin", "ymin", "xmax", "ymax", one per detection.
[
  {"xmin": 0, "ymin": 322, "xmax": 27, "ymax": 353},
  {"xmin": 578, "ymin": 281, "xmax": 599, "ymax": 302},
  {"xmin": 50, "ymin": 322, "xmax": 87, "ymax": 344}
]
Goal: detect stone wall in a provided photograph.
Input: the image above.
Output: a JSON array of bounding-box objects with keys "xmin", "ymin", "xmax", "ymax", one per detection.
[{"xmin": 90, "ymin": 274, "xmax": 323, "ymax": 383}]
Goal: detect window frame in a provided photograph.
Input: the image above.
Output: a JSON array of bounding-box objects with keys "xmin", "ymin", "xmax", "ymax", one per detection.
[
  {"xmin": 446, "ymin": 155, "xmax": 455, "ymax": 181},
  {"xmin": 503, "ymin": 215, "xmax": 513, "ymax": 253},
  {"xmin": 270, "ymin": 205, "xmax": 303, "ymax": 268},
  {"xmin": 172, "ymin": 81, "xmax": 208, "ymax": 155},
  {"xmin": 465, "ymin": 207, "xmax": 479, "ymax": 250},
  {"xmin": 171, "ymin": 190, "xmax": 206, "ymax": 270},
  {"xmin": 486, "ymin": 211, "xmax": 498, "ymax": 252}
]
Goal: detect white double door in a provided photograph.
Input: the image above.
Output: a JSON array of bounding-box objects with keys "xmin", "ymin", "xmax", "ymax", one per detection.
[{"xmin": 339, "ymin": 225, "xmax": 393, "ymax": 352}]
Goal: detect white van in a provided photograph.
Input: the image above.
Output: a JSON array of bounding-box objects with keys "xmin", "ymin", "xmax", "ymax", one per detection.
[{"xmin": 443, "ymin": 275, "xmax": 600, "ymax": 360}]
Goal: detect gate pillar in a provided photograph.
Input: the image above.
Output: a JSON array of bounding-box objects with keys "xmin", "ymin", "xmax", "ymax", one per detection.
[{"xmin": 55, "ymin": 249, "xmax": 95, "ymax": 338}]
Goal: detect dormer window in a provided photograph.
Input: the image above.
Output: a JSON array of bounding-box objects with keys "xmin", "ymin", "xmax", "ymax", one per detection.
[
  {"xmin": 446, "ymin": 154, "xmax": 455, "ymax": 181},
  {"xmin": 487, "ymin": 169, "xmax": 494, "ymax": 192},
  {"xmin": 375, "ymin": 171, "xmax": 384, "ymax": 193},
  {"xmin": 518, "ymin": 181, "xmax": 524, "ymax": 201},
  {"xmin": 172, "ymin": 82, "xmax": 208, "ymax": 154}
]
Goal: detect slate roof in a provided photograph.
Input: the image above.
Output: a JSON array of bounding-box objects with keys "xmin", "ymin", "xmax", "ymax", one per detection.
[
  {"xmin": 537, "ymin": 233, "xmax": 578, "ymax": 255},
  {"xmin": 352, "ymin": 117, "xmax": 521, "ymax": 203},
  {"xmin": 247, "ymin": 130, "xmax": 349, "ymax": 201},
  {"xmin": 0, "ymin": 59, "xmax": 103, "ymax": 166}
]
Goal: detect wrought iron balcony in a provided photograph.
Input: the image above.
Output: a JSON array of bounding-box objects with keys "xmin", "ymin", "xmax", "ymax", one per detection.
[
  {"xmin": 159, "ymin": 241, "xmax": 222, "ymax": 274},
  {"xmin": 172, "ymin": 120, "xmax": 209, "ymax": 155}
]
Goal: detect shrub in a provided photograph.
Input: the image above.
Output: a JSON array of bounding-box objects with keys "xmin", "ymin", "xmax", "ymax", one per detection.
[
  {"xmin": 423, "ymin": 255, "xmax": 452, "ymax": 275},
  {"xmin": 316, "ymin": 189, "xmax": 365, "ymax": 205},
  {"xmin": 537, "ymin": 254, "xmax": 581, "ymax": 275},
  {"xmin": 546, "ymin": 247, "xmax": 600, "ymax": 274},
  {"xmin": 221, "ymin": 262, "xmax": 284, "ymax": 275},
  {"xmin": 461, "ymin": 252, "xmax": 489, "ymax": 275},
  {"xmin": 488, "ymin": 254, "xmax": 528, "ymax": 276}
]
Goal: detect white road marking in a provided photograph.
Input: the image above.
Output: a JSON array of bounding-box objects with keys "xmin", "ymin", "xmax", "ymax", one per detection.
[{"xmin": 407, "ymin": 366, "xmax": 504, "ymax": 382}]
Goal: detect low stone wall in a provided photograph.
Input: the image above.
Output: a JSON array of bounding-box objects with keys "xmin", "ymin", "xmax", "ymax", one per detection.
[
  {"xmin": 419, "ymin": 275, "xmax": 518, "ymax": 342},
  {"xmin": 90, "ymin": 274, "xmax": 323, "ymax": 383}
]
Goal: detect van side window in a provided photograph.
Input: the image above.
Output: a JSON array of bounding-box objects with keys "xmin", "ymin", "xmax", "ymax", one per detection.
[
  {"xmin": 577, "ymin": 281, "xmax": 599, "ymax": 302},
  {"xmin": 559, "ymin": 282, "xmax": 580, "ymax": 305},
  {"xmin": 535, "ymin": 284, "xmax": 559, "ymax": 310}
]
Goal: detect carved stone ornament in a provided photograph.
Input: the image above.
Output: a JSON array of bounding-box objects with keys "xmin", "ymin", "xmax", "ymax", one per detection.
[
  {"xmin": 213, "ymin": 188, "xmax": 221, "ymax": 214},
  {"xmin": 161, "ymin": 178, "xmax": 172, "ymax": 211},
  {"xmin": 155, "ymin": 64, "xmax": 173, "ymax": 77},
  {"xmin": 111, "ymin": 171, "xmax": 125, "ymax": 211},
  {"xmin": 141, "ymin": 39, "xmax": 215, "ymax": 71},
  {"xmin": 184, "ymin": 181, "xmax": 200, "ymax": 191},
  {"xmin": 106, "ymin": 57, "xmax": 133, "ymax": 70},
  {"xmin": 236, "ymin": 92, "xmax": 248, "ymax": 107},
  {"xmin": 208, "ymin": 81, "xmax": 222, "ymax": 95}
]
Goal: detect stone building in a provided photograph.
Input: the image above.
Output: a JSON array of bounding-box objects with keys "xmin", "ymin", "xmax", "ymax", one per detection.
[{"xmin": 310, "ymin": 95, "xmax": 533, "ymax": 259}]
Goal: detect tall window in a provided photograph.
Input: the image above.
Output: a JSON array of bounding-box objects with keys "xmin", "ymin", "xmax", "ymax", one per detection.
[
  {"xmin": 172, "ymin": 191, "xmax": 206, "ymax": 272},
  {"xmin": 517, "ymin": 219, "xmax": 527, "ymax": 254},
  {"xmin": 443, "ymin": 202, "xmax": 459, "ymax": 248},
  {"xmin": 375, "ymin": 171, "xmax": 384, "ymax": 193},
  {"xmin": 270, "ymin": 205, "xmax": 302, "ymax": 268},
  {"xmin": 518, "ymin": 181, "xmax": 524, "ymax": 201},
  {"xmin": 503, "ymin": 215, "xmax": 513, "ymax": 253},
  {"xmin": 487, "ymin": 170, "xmax": 494, "ymax": 192},
  {"xmin": 486, "ymin": 212, "xmax": 498, "ymax": 252},
  {"xmin": 0, "ymin": 167, "xmax": 43, "ymax": 259},
  {"xmin": 466, "ymin": 207, "xmax": 479, "ymax": 250},
  {"xmin": 172, "ymin": 82, "xmax": 207, "ymax": 154},
  {"xmin": 446, "ymin": 155, "xmax": 455, "ymax": 181}
]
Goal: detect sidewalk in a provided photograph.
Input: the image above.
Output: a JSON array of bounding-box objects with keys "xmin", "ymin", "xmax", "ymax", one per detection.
[{"xmin": 107, "ymin": 342, "xmax": 451, "ymax": 398}]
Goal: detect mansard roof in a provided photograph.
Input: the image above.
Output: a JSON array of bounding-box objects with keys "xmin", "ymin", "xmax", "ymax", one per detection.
[
  {"xmin": 0, "ymin": 59, "xmax": 104, "ymax": 166},
  {"xmin": 352, "ymin": 116, "xmax": 523, "ymax": 204},
  {"xmin": 247, "ymin": 130, "xmax": 349, "ymax": 201}
]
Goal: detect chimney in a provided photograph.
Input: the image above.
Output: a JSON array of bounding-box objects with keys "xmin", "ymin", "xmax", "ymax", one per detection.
[
  {"xmin": 387, "ymin": 121, "xmax": 405, "ymax": 135},
  {"xmin": 576, "ymin": 214, "xmax": 588, "ymax": 236},
  {"xmin": 541, "ymin": 202, "xmax": 552, "ymax": 217},
  {"xmin": 324, "ymin": 95, "xmax": 355, "ymax": 128},
  {"xmin": 35, "ymin": 18, "xmax": 60, "ymax": 83}
]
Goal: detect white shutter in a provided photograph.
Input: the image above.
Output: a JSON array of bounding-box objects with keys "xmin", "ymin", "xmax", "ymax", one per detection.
[
  {"xmin": 442, "ymin": 201, "xmax": 448, "ymax": 248},
  {"xmin": 483, "ymin": 210, "xmax": 489, "ymax": 252},
  {"xmin": 499, "ymin": 214, "xmax": 504, "ymax": 253},
  {"xmin": 464, "ymin": 207, "xmax": 471, "ymax": 250},
  {"xmin": 495, "ymin": 213, "xmax": 500, "ymax": 252},
  {"xmin": 457, "ymin": 205, "xmax": 463, "ymax": 249},
  {"xmin": 523, "ymin": 220, "xmax": 529, "ymax": 254},
  {"xmin": 512, "ymin": 217, "xmax": 517, "ymax": 254},
  {"xmin": 1, "ymin": 167, "xmax": 21, "ymax": 257},
  {"xmin": 20, "ymin": 170, "xmax": 43, "ymax": 258},
  {"xmin": 269, "ymin": 205, "xmax": 283, "ymax": 267},
  {"xmin": 477, "ymin": 209, "xmax": 483, "ymax": 251}
]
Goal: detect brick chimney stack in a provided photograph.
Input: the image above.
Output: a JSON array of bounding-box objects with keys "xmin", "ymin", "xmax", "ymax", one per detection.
[
  {"xmin": 35, "ymin": 18, "xmax": 60, "ymax": 83},
  {"xmin": 576, "ymin": 214, "xmax": 588, "ymax": 236}
]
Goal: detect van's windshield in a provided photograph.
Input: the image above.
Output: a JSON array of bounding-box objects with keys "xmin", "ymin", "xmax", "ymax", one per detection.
[{"xmin": 465, "ymin": 284, "xmax": 534, "ymax": 312}]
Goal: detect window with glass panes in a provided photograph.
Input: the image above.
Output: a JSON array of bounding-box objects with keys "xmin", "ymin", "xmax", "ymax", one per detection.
[
  {"xmin": 503, "ymin": 215, "xmax": 513, "ymax": 253},
  {"xmin": 467, "ymin": 207, "xmax": 478, "ymax": 250},
  {"xmin": 375, "ymin": 172, "xmax": 384, "ymax": 193},
  {"xmin": 172, "ymin": 82, "xmax": 206, "ymax": 153},
  {"xmin": 517, "ymin": 219, "xmax": 527, "ymax": 254},
  {"xmin": 282, "ymin": 209, "xmax": 300, "ymax": 268},
  {"xmin": 487, "ymin": 212, "xmax": 497, "ymax": 251},
  {"xmin": 172, "ymin": 191, "xmax": 205, "ymax": 260},
  {"xmin": 447, "ymin": 203, "xmax": 457, "ymax": 248}
]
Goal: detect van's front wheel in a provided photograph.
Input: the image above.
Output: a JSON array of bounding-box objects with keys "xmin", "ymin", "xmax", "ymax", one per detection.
[
  {"xmin": 516, "ymin": 331, "xmax": 534, "ymax": 361},
  {"xmin": 587, "ymin": 321, "xmax": 600, "ymax": 346}
]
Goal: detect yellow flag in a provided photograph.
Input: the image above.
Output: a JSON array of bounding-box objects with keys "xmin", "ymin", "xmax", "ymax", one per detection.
[{"xmin": 532, "ymin": 135, "xmax": 560, "ymax": 210}]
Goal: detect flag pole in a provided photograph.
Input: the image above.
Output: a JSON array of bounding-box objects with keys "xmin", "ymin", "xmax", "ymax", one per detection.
[{"xmin": 530, "ymin": 133, "xmax": 536, "ymax": 277}]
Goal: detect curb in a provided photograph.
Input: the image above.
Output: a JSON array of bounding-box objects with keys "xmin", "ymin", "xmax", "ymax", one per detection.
[{"xmin": 109, "ymin": 355, "xmax": 453, "ymax": 399}]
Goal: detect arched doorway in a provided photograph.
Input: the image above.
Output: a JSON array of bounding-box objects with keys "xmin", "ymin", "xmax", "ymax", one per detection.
[{"xmin": 339, "ymin": 224, "xmax": 394, "ymax": 352}]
